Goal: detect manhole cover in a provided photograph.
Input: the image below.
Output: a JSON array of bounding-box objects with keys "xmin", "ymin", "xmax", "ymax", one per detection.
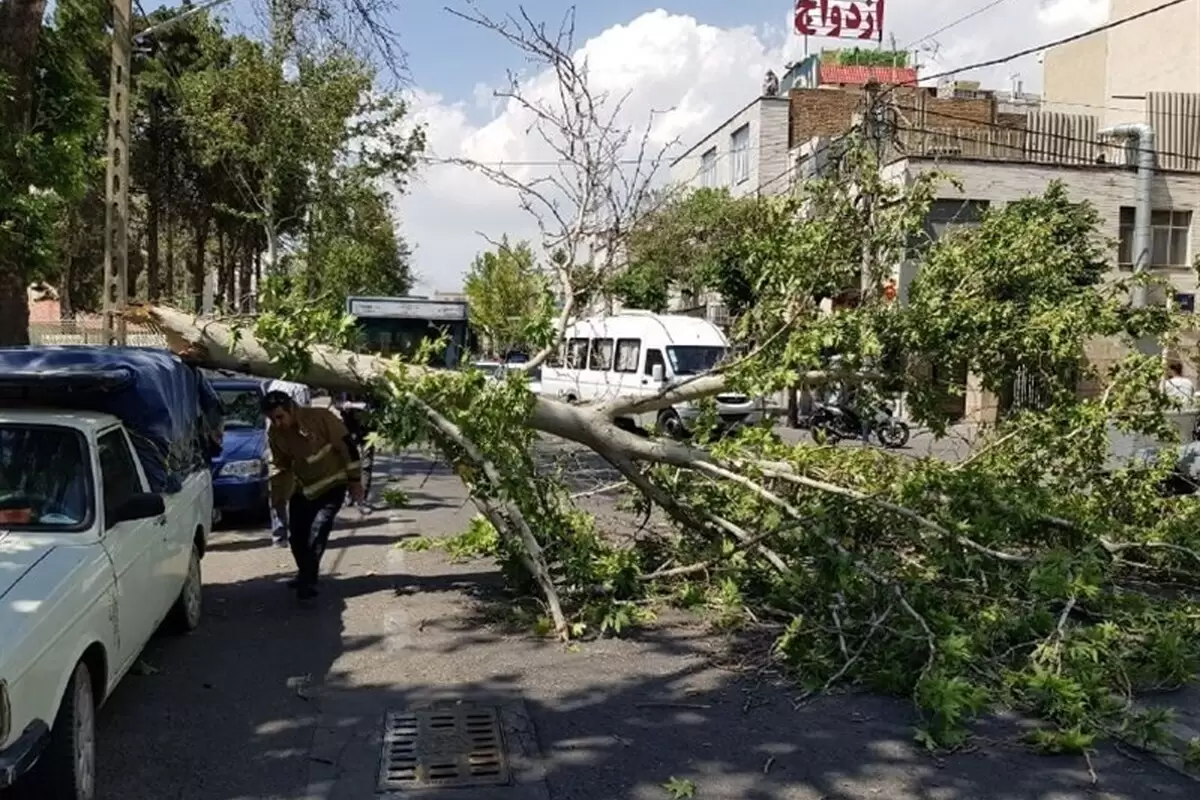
[{"xmin": 378, "ymin": 704, "xmax": 511, "ymax": 791}]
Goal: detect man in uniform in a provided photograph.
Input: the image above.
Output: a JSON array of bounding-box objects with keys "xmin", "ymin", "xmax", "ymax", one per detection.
[
  {"xmin": 262, "ymin": 391, "xmax": 365, "ymax": 599},
  {"xmin": 265, "ymin": 378, "xmax": 312, "ymax": 546}
]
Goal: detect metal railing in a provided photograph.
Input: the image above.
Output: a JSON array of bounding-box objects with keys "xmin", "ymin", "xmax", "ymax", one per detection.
[{"xmin": 29, "ymin": 320, "xmax": 167, "ymax": 347}]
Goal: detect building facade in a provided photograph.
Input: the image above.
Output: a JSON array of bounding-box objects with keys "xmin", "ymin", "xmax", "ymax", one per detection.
[
  {"xmin": 1042, "ymin": 0, "xmax": 1200, "ymax": 129},
  {"xmin": 669, "ymin": 96, "xmax": 792, "ymax": 199}
]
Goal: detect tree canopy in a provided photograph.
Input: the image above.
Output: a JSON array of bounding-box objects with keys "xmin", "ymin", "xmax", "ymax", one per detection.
[{"xmin": 463, "ymin": 237, "xmax": 554, "ymax": 358}]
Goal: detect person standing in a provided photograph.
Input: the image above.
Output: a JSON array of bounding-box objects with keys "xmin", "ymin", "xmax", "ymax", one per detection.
[
  {"xmin": 265, "ymin": 378, "xmax": 312, "ymax": 546},
  {"xmin": 262, "ymin": 391, "xmax": 365, "ymax": 599}
]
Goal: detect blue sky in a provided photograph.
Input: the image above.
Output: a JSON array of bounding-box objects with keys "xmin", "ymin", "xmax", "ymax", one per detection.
[{"xmin": 402, "ymin": 1, "xmax": 789, "ymax": 100}]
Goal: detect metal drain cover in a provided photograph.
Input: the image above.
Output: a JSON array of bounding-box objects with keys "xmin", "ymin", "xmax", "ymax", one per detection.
[{"xmin": 378, "ymin": 704, "xmax": 511, "ymax": 791}]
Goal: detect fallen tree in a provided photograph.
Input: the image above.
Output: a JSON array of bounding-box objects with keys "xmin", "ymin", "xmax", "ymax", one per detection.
[
  {"xmin": 128, "ymin": 5, "xmax": 1200, "ymax": 755},
  {"xmin": 129, "ymin": 181, "xmax": 1200, "ymax": 753}
]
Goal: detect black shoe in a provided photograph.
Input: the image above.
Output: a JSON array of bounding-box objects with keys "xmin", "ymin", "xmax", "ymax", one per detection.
[
  {"xmin": 286, "ymin": 575, "xmax": 319, "ymax": 588},
  {"xmin": 297, "ymin": 585, "xmax": 319, "ymax": 600}
]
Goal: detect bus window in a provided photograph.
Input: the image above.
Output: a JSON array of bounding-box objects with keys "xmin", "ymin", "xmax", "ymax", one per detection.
[
  {"xmin": 566, "ymin": 338, "xmax": 588, "ymax": 368},
  {"xmin": 589, "ymin": 339, "xmax": 614, "ymax": 371},
  {"xmin": 615, "ymin": 338, "xmax": 641, "ymax": 373}
]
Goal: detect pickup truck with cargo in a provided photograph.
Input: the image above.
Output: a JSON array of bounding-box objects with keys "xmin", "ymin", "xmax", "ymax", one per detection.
[{"xmin": 0, "ymin": 347, "xmax": 218, "ymax": 800}]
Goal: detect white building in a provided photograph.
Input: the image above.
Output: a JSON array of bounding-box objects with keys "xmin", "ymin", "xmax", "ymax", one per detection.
[{"xmin": 668, "ymin": 96, "xmax": 792, "ymax": 198}]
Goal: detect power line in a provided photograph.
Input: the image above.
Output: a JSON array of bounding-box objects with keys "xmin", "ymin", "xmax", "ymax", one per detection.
[
  {"xmin": 892, "ymin": 0, "xmax": 1193, "ymax": 88},
  {"xmin": 903, "ymin": 0, "xmax": 1014, "ymax": 50}
]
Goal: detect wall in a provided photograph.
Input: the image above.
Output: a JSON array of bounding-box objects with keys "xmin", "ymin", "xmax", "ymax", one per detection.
[
  {"xmin": 1041, "ymin": 0, "xmax": 1200, "ymax": 126},
  {"xmin": 1041, "ymin": 33, "xmax": 1109, "ymax": 118},
  {"xmin": 669, "ymin": 96, "xmax": 791, "ymax": 197},
  {"xmin": 1105, "ymin": 0, "xmax": 1200, "ymax": 126}
]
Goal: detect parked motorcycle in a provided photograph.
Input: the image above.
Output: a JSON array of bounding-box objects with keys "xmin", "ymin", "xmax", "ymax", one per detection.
[{"xmin": 810, "ymin": 400, "xmax": 910, "ymax": 449}]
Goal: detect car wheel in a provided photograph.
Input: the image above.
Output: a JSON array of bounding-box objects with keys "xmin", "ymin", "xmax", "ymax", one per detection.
[
  {"xmin": 657, "ymin": 409, "xmax": 686, "ymax": 440},
  {"xmin": 26, "ymin": 661, "xmax": 96, "ymax": 800},
  {"xmin": 167, "ymin": 544, "xmax": 203, "ymax": 634}
]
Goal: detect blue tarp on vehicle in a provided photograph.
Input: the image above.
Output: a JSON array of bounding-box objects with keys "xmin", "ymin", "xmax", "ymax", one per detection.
[{"xmin": 0, "ymin": 346, "xmax": 222, "ymax": 493}]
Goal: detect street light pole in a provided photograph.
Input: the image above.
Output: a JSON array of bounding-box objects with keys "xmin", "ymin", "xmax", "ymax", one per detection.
[{"xmin": 102, "ymin": 0, "xmax": 132, "ymax": 346}]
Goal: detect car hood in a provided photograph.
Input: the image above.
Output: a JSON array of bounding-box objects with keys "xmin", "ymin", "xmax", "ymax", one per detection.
[
  {"xmin": 0, "ymin": 531, "xmax": 56, "ymax": 602},
  {"xmin": 214, "ymin": 427, "xmax": 266, "ymax": 464}
]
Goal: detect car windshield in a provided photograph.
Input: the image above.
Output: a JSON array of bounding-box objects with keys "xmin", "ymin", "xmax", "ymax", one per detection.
[
  {"xmin": 0, "ymin": 425, "xmax": 92, "ymax": 530},
  {"xmin": 666, "ymin": 345, "xmax": 727, "ymax": 376},
  {"xmin": 218, "ymin": 388, "xmax": 265, "ymax": 429}
]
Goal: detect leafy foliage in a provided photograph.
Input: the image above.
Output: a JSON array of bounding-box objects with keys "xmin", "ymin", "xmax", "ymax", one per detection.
[
  {"xmin": 463, "ymin": 237, "xmax": 555, "ymax": 357},
  {"xmin": 244, "ymin": 127, "xmax": 1200, "ymax": 760}
]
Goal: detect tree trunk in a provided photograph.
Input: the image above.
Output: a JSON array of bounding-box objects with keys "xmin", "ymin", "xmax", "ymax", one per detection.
[
  {"xmin": 147, "ymin": 194, "xmax": 161, "ymax": 301},
  {"xmin": 190, "ymin": 217, "xmax": 209, "ymax": 313},
  {"xmin": 253, "ymin": 249, "xmax": 262, "ymax": 309},
  {"xmin": 0, "ymin": 0, "xmax": 48, "ymax": 346},
  {"xmin": 216, "ymin": 230, "xmax": 227, "ymax": 309},
  {"xmin": 165, "ymin": 211, "xmax": 175, "ymax": 304},
  {"xmin": 238, "ymin": 243, "xmax": 253, "ymax": 313}
]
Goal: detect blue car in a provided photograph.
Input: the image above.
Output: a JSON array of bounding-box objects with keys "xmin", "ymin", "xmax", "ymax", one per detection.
[{"xmin": 209, "ymin": 377, "xmax": 271, "ymax": 522}]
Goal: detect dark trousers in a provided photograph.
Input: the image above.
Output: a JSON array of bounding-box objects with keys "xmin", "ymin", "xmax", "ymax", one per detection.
[{"xmin": 288, "ymin": 485, "xmax": 346, "ymax": 587}]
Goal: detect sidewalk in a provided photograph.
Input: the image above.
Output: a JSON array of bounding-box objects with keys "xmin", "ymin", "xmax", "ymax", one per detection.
[{"xmin": 95, "ymin": 451, "xmax": 1198, "ymax": 799}]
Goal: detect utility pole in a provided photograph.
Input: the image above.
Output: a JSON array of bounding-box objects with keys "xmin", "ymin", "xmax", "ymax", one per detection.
[
  {"xmin": 103, "ymin": 0, "xmax": 236, "ymax": 345},
  {"xmin": 102, "ymin": 0, "xmax": 132, "ymax": 345},
  {"xmin": 860, "ymin": 79, "xmax": 886, "ymax": 302}
]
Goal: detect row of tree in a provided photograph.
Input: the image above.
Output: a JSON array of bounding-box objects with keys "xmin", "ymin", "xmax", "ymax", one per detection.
[{"xmin": 0, "ymin": 0, "xmax": 424, "ymax": 345}]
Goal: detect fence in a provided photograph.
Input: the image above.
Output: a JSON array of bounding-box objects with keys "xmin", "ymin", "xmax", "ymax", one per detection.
[{"xmin": 29, "ymin": 320, "xmax": 167, "ymax": 348}]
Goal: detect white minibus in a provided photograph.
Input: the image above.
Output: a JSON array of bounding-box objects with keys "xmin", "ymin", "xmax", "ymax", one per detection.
[{"xmin": 539, "ymin": 311, "xmax": 764, "ymax": 436}]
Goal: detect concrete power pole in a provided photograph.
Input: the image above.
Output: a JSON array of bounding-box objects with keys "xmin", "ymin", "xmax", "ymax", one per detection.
[{"xmin": 102, "ymin": 0, "xmax": 133, "ymax": 346}]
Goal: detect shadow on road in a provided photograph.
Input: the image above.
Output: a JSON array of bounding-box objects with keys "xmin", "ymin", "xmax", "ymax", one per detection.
[{"xmin": 94, "ymin": 561, "xmax": 1194, "ymax": 800}]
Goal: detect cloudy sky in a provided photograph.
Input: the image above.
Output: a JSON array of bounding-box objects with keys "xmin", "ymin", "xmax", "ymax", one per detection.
[{"xmin": 390, "ymin": 0, "xmax": 1110, "ymax": 292}]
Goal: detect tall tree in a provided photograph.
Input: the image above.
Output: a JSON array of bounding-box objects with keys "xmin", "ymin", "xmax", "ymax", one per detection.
[{"xmin": 463, "ymin": 238, "xmax": 552, "ymax": 358}]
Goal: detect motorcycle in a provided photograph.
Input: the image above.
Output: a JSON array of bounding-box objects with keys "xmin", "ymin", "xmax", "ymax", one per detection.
[{"xmin": 810, "ymin": 400, "xmax": 911, "ymax": 449}]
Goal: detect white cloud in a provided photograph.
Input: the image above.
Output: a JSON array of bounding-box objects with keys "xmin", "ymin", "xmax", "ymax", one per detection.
[{"xmin": 399, "ymin": 2, "xmax": 1110, "ymax": 293}]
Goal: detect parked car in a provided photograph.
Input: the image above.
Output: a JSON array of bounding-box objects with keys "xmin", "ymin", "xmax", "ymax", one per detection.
[
  {"xmin": 0, "ymin": 347, "xmax": 215, "ymax": 800},
  {"xmin": 209, "ymin": 376, "xmax": 270, "ymax": 523},
  {"xmin": 472, "ymin": 359, "xmax": 543, "ymax": 395}
]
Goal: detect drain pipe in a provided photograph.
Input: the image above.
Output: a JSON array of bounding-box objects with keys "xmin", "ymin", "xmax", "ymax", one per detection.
[{"xmin": 1099, "ymin": 123, "xmax": 1156, "ymax": 308}]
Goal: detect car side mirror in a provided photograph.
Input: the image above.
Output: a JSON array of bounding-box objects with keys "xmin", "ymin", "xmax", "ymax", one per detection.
[
  {"xmin": 112, "ymin": 492, "xmax": 165, "ymax": 525},
  {"xmin": 651, "ymin": 364, "xmax": 665, "ymax": 383}
]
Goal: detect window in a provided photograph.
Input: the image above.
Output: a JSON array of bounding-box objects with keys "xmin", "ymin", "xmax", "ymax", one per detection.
[
  {"xmin": 700, "ymin": 147, "xmax": 717, "ymax": 188},
  {"xmin": 924, "ymin": 199, "xmax": 988, "ymax": 242},
  {"xmin": 0, "ymin": 424, "xmax": 92, "ymax": 530},
  {"xmin": 588, "ymin": 339, "xmax": 614, "ymax": 371},
  {"xmin": 1119, "ymin": 208, "xmax": 1192, "ymax": 268},
  {"xmin": 1177, "ymin": 293, "xmax": 1196, "ymax": 314},
  {"xmin": 644, "ymin": 348, "xmax": 666, "ymax": 377},
  {"xmin": 731, "ymin": 124, "xmax": 750, "ymax": 184},
  {"xmin": 615, "ymin": 338, "xmax": 641, "ymax": 373},
  {"xmin": 565, "ymin": 337, "xmax": 589, "ymax": 369},
  {"xmin": 217, "ymin": 388, "xmax": 266, "ymax": 429},
  {"xmin": 97, "ymin": 429, "xmax": 142, "ymax": 529},
  {"xmin": 666, "ymin": 345, "xmax": 727, "ymax": 376}
]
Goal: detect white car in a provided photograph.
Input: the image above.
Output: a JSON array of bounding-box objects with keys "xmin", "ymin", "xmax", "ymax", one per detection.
[
  {"xmin": 0, "ymin": 409, "xmax": 213, "ymax": 799},
  {"xmin": 472, "ymin": 360, "xmax": 543, "ymax": 395}
]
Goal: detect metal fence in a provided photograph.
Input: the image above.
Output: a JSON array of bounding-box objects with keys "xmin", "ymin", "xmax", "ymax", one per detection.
[{"xmin": 28, "ymin": 320, "xmax": 167, "ymax": 347}]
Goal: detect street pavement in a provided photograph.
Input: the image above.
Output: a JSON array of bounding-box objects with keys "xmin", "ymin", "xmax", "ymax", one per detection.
[{"xmin": 91, "ymin": 450, "xmax": 1196, "ymax": 799}]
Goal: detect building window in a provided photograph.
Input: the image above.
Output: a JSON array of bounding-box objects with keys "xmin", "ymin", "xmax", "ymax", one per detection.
[
  {"xmin": 1119, "ymin": 208, "xmax": 1191, "ymax": 268},
  {"xmin": 731, "ymin": 124, "xmax": 750, "ymax": 184},
  {"xmin": 700, "ymin": 147, "xmax": 717, "ymax": 187},
  {"xmin": 925, "ymin": 199, "xmax": 988, "ymax": 242}
]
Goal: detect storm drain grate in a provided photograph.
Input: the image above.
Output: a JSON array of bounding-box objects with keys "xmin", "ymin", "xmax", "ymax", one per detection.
[{"xmin": 378, "ymin": 704, "xmax": 511, "ymax": 791}]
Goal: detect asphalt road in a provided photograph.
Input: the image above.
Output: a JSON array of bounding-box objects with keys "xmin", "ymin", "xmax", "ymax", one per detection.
[{"xmin": 84, "ymin": 451, "xmax": 1195, "ymax": 800}]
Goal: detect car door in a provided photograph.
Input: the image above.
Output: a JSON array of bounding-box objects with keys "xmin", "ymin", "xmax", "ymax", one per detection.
[{"xmin": 97, "ymin": 427, "xmax": 164, "ymax": 672}]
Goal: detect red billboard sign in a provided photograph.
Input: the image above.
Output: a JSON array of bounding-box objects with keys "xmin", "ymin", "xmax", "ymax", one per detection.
[{"xmin": 794, "ymin": 0, "xmax": 885, "ymax": 41}]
